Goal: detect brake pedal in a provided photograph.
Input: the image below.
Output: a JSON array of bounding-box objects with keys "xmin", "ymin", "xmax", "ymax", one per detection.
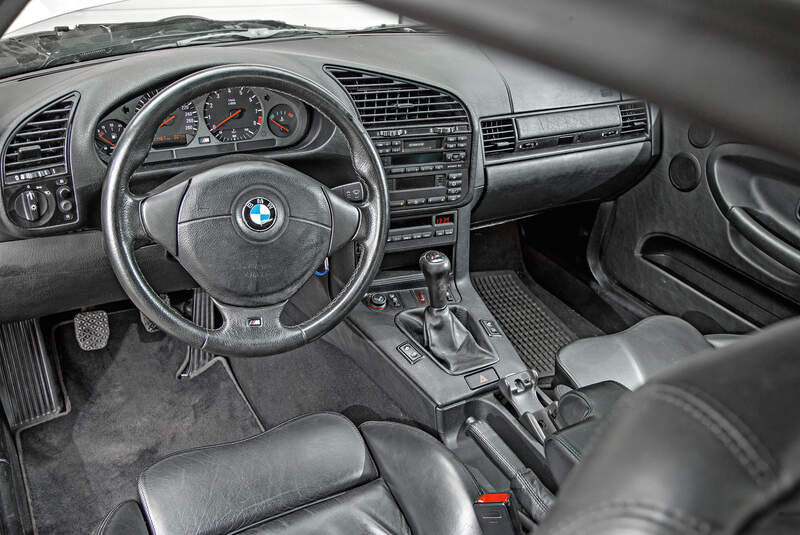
[
  {"xmin": 139, "ymin": 294, "xmax": 170, "ymax": 333},
  {"xmin": 74, "ymin": 311, "xmax": 110, "ymax": 351},
  {"xmin": 176, "ymin": 288, "xmax": 218, "ymax": 379}
]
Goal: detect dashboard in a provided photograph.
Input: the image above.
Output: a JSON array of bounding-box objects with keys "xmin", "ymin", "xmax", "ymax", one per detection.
[
  {"xmin": 94, "ymin": 86, "xmax": 309, "ymax": 164},
  {"xmin": 0, "ymin": 32, "xmax": 656, "ymax": 322}
]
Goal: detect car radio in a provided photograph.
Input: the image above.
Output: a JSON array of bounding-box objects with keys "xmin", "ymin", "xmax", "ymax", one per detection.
[{"xmin": 370, "ymin": 123, "xmax": 471, "ymax": 211}]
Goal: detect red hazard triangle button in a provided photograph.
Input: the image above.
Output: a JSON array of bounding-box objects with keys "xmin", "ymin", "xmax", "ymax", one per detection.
[{"xmin": 466, "ymin": 368, "xmax": 499, "ymax": 390}]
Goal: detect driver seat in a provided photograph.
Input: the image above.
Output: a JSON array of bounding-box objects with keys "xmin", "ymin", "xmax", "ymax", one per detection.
[
  {"xmin": 94, "ymin": 412, "xmax": 484, "ymax": 535},
  {"xmin": 97, "ymin": 317, "xmax": 800, "ymax": 535}
]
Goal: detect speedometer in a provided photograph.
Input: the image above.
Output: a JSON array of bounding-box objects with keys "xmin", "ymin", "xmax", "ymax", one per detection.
[
  {"xmin": 203, "ymin": 87, "xmax": 263, "ymax": 142},
  {"xmin": 136, "ymin": 91, "xmax": 199, "ymax": 148}
]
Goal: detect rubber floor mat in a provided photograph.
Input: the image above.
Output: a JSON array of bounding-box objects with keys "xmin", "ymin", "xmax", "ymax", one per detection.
[
  {"xmin": 472, "ymin": 271, "xmax": 577, "ymax": 375},
  {"xmin": 18, "ymin": 310, "xmax": 263, "ymax": 535}
]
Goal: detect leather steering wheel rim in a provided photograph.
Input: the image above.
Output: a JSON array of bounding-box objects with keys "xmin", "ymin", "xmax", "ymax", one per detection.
[{"xmin": 101, "ymin": 64, "xmax": 388, "ymax": 357}]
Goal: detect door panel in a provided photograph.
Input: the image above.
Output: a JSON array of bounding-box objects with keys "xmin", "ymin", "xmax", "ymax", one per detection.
[{"xmin": 599, "ymin": 112, "xmax": 800, "ymax": 333}]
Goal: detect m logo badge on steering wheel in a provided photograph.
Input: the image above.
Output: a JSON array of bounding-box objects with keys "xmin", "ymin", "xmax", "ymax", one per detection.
[{"xmin": 243, "ymin": 197, "xmax": 277, "ymax": 231}]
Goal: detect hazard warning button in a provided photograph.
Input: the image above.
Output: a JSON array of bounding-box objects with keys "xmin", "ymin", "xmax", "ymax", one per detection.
[{"xmin": 465, "ymin": 368, "xmax": 499, "ymax": 390}]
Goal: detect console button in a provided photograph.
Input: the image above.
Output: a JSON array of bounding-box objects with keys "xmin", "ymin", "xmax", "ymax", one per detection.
[
  {"xmin": 407, "ymin": 198, "xmax": 427, "ymax": 206},
  {"xmin": 447, "ymin": 172, "xmax": 464, "ymax": 180},
  {"xmin": 390, "ymin": 200, "xmax": 406, "ymax": 208},
  {"xmin": 465, "ymin": 368, "xmax": 499, "ymax": 390},
  {"xmin": 58, "ymin": 199, "xmax": 74, "ymax": 213},
  {"xmin": 447, "ymin": 195, "xmax": 460, "ymax": 202},
  {"xmin": 447, "ymin": 188, "xmax": 462, "ymax": 195},
  {"xmin": 397, "ymin": 342, "xmax": 422, "ymax": 364},
  {"xmin": 390, "ymin": 167, "xmax": 405, "ymax": 175},
  {"xmin": 406, "ymin": 166, "xmax": 420, "ymax": 173},
  {"xmin": 448, "ymin": 180, "xmax": 463, "ymax": 187},
  {"xmin": 428, "ymin": 196, "xmax": 446, "ymax": 204}
]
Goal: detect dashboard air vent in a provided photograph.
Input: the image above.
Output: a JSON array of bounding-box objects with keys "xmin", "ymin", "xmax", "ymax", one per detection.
[
  {"xmin": 326, "ymin": 66, "xmax": 468, "ymax": 128},
  {"xmin": 481, "ymin": 119, "xmax": 516, "ymax": 156},
  {"xmin": 3, "ymin": 94, "xmax": 77, "ymax": 178},
  {"xmin": 619, "ymin": 101, "xmax": 649, "ymax": 135}
]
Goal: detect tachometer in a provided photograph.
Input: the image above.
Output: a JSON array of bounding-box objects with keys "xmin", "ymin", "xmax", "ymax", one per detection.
[
  {"xmin": 136, "ymin": 91, "xmax": 199, "ymax": 148},
  {"xmin": 267, "ymin": 104, "xmax": 297, "ymax": 138},
  {"xmin": 203, "ymin": 87, "xmax": 263, "ymax": 142},
  {"xmin": 95, "ymin": 119, "xmax": 125, "ymax": 156}
]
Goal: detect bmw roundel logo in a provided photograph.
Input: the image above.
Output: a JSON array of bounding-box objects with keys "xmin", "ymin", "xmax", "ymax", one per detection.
[{"xmin": 242, "ymin": 197, "xmax": 277, "ymax": 232}]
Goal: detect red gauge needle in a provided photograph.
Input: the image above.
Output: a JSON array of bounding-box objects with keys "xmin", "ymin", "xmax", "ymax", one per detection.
[
  {"xmin": 270, "ymin": 118, "xmax": 289, "ymax": 133},
  {"xmin": 97, "ymin": 133, "xmax": 115, "ymax": 147},
  {"xmin": 159, "ymin": 115, "xmax": 175, "ymax": 127},
  {"xmin": 212, "ymin": 109, "xmax": 242, "ymax": 131}
]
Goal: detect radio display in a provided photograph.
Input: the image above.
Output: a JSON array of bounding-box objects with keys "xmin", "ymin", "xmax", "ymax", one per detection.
[
  {"xmin": 394, "ymin": 176, "xmax": 435, "ymax": 190},
  {"xmin": 390, "ymin": 152, "xmax": 440, "ymax": 166},
  {"xmin": 403, "ymin": 139, "xmax": 442, "ymax": 151}
]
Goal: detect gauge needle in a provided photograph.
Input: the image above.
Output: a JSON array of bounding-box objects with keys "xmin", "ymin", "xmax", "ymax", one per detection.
[
  {"xmin": 97, "ymin": 133, "xmax": 115, "ymax": 147},
  {"xmin": 212, "ymin": 109, "xmax": 242, "ymax": 131},
  {"xmin": 270, "ymin": 118, "xmax": 290, "ymax": 133},
  {"xmin": 159, "ymin": 115, "xmax": 175, "ymax": 127}
]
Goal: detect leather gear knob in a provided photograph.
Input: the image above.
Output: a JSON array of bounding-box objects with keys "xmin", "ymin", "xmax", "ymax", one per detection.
[{"xmin": 419, "ymin": 250, "xmax": 450, "ymax": 309}]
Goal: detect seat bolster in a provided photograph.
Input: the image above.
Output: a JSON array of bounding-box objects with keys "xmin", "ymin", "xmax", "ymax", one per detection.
[
  {"xmin": 93, "ymin": 501, "xmax": 149, "ymax": 535},
  {"xmin": 545, "ymin": 418, "xmax": 603, "ymax": 486},
  {"xmin": 556, "ymin": 315, "xmax": 712, "ymax": 389},
  {"xmin": 360, "ymin": 421, "xmax": 483, "ymax": 535},
  {"xmin": 557, "ymin": 380, "xmax": 628, "ymax": 428},
  {"xmin": 139, "ymin": 412, "xmax": 377, "ymax": 535}
]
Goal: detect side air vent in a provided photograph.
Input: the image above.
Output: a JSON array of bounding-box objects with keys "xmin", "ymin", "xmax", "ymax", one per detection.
[
  {"xmin": 326, "ymin": 66, "xmax": 468, "ymax": 128},
  {"xmin": 481, "ymin": 119, "xmax": 517, "ymax": 156},
  {"xmin": 619, "ymin": 101, "xmax": 649, "ymax": 135},
  {"xmin": 3, "ymin": 93, "xmax": 77, "ymax": 179}
]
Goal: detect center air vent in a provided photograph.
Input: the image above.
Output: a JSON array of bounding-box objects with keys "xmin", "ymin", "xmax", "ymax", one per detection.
[
  {"xmin": 619, "ymin": 101, "xmax": 649, "ymax": 134},
  {"xmin": 326, "ymin": 66, "xmax": 468, "ymax": 128},
  {"xmin": 481, "ymin": 119, "xmax": 516, "ymax": 156},
  {"xmin": 3, "ymin": 93, "xmax": 78, "ymax": 181}
]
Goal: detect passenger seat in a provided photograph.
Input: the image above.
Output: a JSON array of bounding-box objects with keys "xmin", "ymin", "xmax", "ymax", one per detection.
[{"xmin": 556, "ymin": 315, "xmax": 745, "ymax": 389}]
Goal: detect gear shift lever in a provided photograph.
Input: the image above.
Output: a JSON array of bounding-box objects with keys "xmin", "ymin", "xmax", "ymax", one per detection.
[{"xmin": 419, "ymin": 250, "xmax": 451, "ymax": 309}]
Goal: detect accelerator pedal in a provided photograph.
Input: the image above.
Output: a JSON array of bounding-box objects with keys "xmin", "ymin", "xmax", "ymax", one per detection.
[
  {"xmin": 176, "ymin": 288, "xmax": 219, "ymax": 380},
  {"xmin": 139, "ymin": 294, "xmax": 171, "ymax": 333},
  {"xmin": 0, "ymin": 319, "xmax": 66, "ymax": 429},
  {"xmin": 74, "ymin": 310, "xmax": 110, "ymax": 351}
]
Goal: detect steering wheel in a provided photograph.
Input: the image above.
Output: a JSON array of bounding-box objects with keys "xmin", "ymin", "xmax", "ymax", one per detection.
[{"xmin": 102, "ymin": 65, "xmax": 388, "ymax": 357}]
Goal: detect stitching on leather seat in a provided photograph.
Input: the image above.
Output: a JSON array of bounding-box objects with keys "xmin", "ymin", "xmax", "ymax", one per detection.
[{"xmin": 644, "ymin": 384, "xmax": 775, "ymax": 486}]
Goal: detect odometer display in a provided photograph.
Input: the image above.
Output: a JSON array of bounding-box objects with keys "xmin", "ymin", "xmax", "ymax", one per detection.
[{"xmin": 203, "ymin": 87, "xmax": 263, "ymax": 142}]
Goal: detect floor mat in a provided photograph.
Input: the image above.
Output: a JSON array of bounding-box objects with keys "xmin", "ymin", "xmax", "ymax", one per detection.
[
  {"xmin": 230, "ymin": 336, "xmax": 407, "ymax": 429},
  {"xmin": 472, "ymin": 270, "xmax": 579, "ymax": 375},
  {"xmin": 19, "ymin": 311, "xmax": 262, "ymax": 535}
]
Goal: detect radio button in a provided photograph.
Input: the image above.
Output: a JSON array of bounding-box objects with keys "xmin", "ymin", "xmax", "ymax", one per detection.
[
  {"xmin": 407, "ymin": 198, "xmax": 427, "ymax": 206},
  {"xmin": 447, "ymin": 195, "xmax": 460, "ymax": 202},
  {"xmin": 447, "ymin": 172, "xmax": 464, "ymax": 179},
  {"xmin": 457, "ymin": 135, "xmax": 468, "ymax": 141},
  {"xmin": 446, "ymin": 163, "xmax": 464, "ymax": 170},
  {"xmin": 420, "ymin": 165, "xmax": 434, "ymax": 172},
  {"xmin": 390, "ymin": 200, "xmax": 406, "ymax": 208},
  {"xmin": 448, "ymin": 180, "xmax": 462, "ymax": 187},
  {"xmin": 457, "ymin": 142, "xmax": 467, "ymax": 148},
  {"xmin": 434, "ymin": 164, "xmax": 445, "ymax": 171},
  {"xmin": 445, "ymin": 143, "xmax": 457, "ymax": 149},
  {"xmin": 390, "ymin": 168, "xmax": 405, "ymax": 174},
  {"xmin": 406, "ymin": 166, "xmax": 420, "ymax": 173},
  {"xmin": 428, "ymin": 196, "xmax": 446, "ymax": 204},
  {"xmin": 447, "ymin": 188, "xmax": 462, "ymax": 195},
  {"xmin": 391, "ymin": 140, "xmax": 402, "ymax": 146}
]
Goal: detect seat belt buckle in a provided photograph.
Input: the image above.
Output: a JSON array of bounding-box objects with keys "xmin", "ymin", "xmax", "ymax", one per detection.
[{"xmin": 473, "ymin": 492, "xmax": 523, "ymax": 535}]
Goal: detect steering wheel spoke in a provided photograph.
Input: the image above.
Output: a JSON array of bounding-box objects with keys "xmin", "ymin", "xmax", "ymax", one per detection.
[
  {"xmin": 139, "ymin": 180, "xmax": 190, "ymax": 256},
  {"xmin": 209, "ymin": 299, "xmax": 304, "ymax": 357}
]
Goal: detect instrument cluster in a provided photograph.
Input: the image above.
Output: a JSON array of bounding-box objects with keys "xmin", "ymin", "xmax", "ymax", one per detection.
[{"xmin": 94, "ymin": 86, "xmax": 308, "ymax": 164}]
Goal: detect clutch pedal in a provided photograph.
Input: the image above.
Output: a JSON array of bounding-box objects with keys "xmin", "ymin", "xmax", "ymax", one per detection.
[
  {"xmin": 176, "ymin": 288, "xmax": 219, "ymax": 379},
  {"xmin": 74, "ymin": 310, "xmax": 110, "ymax": 351},
  {"xmin": 0, "ymin": 319, "xmax": 66, "ymax": 429}
]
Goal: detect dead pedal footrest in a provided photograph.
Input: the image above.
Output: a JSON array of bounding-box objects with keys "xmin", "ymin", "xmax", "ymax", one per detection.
[
  {"xmin": 177, "ymin": 288, "xmax": 218, "ymax": 380},
  {"xmin": 0, "ymin": 319, "xmax": 65, "ymax": 429}
]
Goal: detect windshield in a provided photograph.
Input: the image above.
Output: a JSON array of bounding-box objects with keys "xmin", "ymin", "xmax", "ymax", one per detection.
[{"xmin": 0, "ymin": 0, "xmax": 427, "ymax": 79}]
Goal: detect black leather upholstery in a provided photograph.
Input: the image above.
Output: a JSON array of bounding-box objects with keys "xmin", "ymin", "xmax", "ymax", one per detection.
[
  {"xmin": 540, "ymin": 316, "xmax": 800, "ymax": 534},
  {"xmin": 94, "ymin": 501, "xmax": 149, "ymax": 535},
  {"xmin": 97, "ymin": 413, "xmax": 482, "ymax": 535},
  {"xmin": 556, "ymin": 380, "xmax": 628, "ymax": 428},
  {"xmin": 557, "ymin": 315, "xmax": 744, "ymax": 389},
  {"xmin": 545, "ymin": 418, "xmax": 602, "ymax": 486}
]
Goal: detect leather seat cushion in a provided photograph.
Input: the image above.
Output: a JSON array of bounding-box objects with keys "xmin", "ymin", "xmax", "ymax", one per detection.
[
  {"xmin": 557, "ymin": 315, "xmax": 718, "ymax": 389},
  {"xmin": 98, "ymin": 413, "xmax": 483, "ymax": 535}
]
